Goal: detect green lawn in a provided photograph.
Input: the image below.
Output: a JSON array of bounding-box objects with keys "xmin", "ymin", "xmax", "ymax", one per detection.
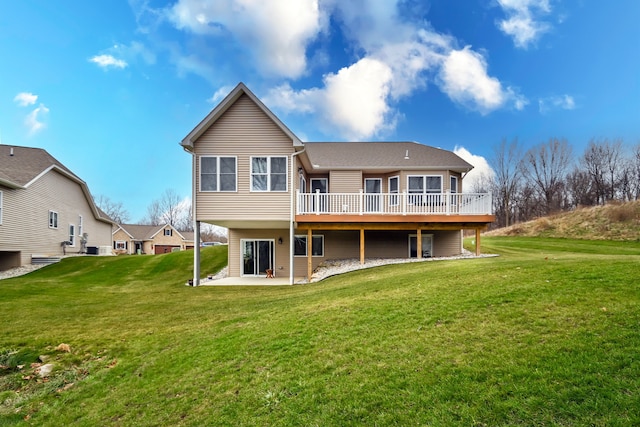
[{"xmin": 1, "ymin": 239, "xmax": 639, "ymax": 426}]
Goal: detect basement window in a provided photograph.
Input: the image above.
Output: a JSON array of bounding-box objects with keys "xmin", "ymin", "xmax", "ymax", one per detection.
[{"xmin": 294, "ymin": 235, "xmax": 324, "ymax": 257}]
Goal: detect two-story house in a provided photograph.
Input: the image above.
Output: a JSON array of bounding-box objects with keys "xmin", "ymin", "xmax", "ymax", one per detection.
[
  {"xmin": 181, "ymin": 83, "xmax": 494, "ymax": 285},
  {"xmin": 0, "ymin": 145, "xmax": 114, "ymax": 270}
]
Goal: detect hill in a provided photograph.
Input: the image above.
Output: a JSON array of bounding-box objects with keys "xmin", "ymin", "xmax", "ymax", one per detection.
[
  {"xmin": 1, "ymin": 238, "xmax": 640, "ymax": 425},
  {"xmin": 486, "ymin": 200, "xmax": 640, "ymax": 241}
]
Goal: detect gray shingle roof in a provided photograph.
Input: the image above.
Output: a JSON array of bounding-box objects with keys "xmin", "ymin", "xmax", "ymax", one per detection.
[
  {"xmin": 303, "ymin": 141, "xmax": 473, "ymax": 173},
  {"xmin": 0, "ymin": 144, "xmax": 78, "ymax": 187}
]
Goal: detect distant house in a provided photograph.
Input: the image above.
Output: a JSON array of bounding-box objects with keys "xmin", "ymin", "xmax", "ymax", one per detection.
[
  {"xmin": 181, "ymin": 83, "xmax": 495, "ymax": 285},
  {"xmin": 0, "ymin": 144, "xmax": 114, "ymax": 270},
  {"xmin": 112, "ymin": 223, "xmax": 193, "ymax": 254}
]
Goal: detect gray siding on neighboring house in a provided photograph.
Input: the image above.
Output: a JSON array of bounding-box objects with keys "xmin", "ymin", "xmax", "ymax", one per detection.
[
  {"xmin": 0, "ymin": 170, "xmax": 112, "ymax": 267},
  {"xmin": 194, "ymin": 94, "xmax": 295, "ymax": 223}
]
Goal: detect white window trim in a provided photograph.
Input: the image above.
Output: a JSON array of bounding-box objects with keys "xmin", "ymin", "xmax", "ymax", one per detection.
[
  {"xmin": 293, "ymin": 234, "xmax": 324, "ymax": 257},
  {"xmin": 69, "ymin": 224, "xmax": 76, "ymax": 247},
  {"xmin": 251, "ymin": 156, "xmax": 288, "ymax": 192},
  {"xmin": 450, "ymin": 176, "xmax": 458, "ymax": 193},
  {"xmin": 0, "ymin": 190, "xmax": 3, "ymax": 225},
  {"xmin": 388, "ymin": 176, "xmax": 399, "ymax": 206},
  {"xmin": 49, "ymin": 210, "xmax": 58, "ymax": 229},
  {"xmin": 199, "ymin": 156, "xmax": 237, "ymax": 192},
  {"xmin": 407, "ymin": 175, "xmax": 443, "ymax": 193},
  {"xmin": 78, "ymin": 215, "xmax": 84, "ymax": 237},
  {"xmin": 164, "ymin": 229, "xmax": 172, "ymax": 236},
  {"xmin": 310, "ymin": 178, "xmax": 328, "ymax": 193},
  {"xmin": 408, "ymin": 233, "xmax": 434, "ymax": 258},
  {"xmin": 115, "ymin": 241, "xmax": 127, "ymax": 250}
]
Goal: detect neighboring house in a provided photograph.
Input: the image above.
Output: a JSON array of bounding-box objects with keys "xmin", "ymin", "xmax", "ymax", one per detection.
[
  {"xmin": 112, "ymin": 223, "xmax": 193, "ymax": 255},
  {"xmin": 181, "ymin": 83, "xmax": 495, "ymax": 285},
  {"xmin": 0, "ymin": 145, "xmax": 114, "ymax": 270}
]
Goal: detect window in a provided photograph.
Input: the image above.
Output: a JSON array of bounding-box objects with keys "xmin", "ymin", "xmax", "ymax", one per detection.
[
  {"xmin": 78, "ymin": 215, "xmax": 83, "ymax": 238},
  {"xmin": 0, "ymin": 190, "xmax": 3, "ymax": 225},
  {"xmin": 450, "ymin": 176, "xmax": 458, "ymax": 193},
  {"xmin": 48, "ymin": 211, "xmax": 58, "ymax": 229},
  {"xmin": 200, "ymin": 156, "xmax": 237, "ymax": 192},
  {"xmin": 251, "ymin": 156, "xmax": 287, "ymax": 191},
  {"xmin": 115, "ymin": 241, "xmax": 127, "ymax": 250},
  {"xmin": 408, "ymin": 175, "xmax": 442, "ymax": 204},
  {"xmin": 389, "ymin": 176, "xmax": 399, "ymax": 206},
  {"xmin": 293, "ymin": 235, "xmax": 324, "ymax": 257},
  {"xmin": 68, "ymin": 224, "xmax": 75, "ymax": 246},
  {"xmin": 164, "ymin": 229, "xmax": 172, "ymax": 236}
]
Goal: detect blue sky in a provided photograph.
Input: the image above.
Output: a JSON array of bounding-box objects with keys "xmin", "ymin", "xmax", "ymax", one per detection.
[{"xmin": 1, "ymin": 0, "xmax": 639, "ymax": 222}]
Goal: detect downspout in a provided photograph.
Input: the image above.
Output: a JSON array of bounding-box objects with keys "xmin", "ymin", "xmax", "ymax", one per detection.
[{"xmin": 290, "ymin": 147, "xmax": 306, "ymax": 285}]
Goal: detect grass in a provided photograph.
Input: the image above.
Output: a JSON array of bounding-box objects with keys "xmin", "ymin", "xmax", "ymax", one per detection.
[{"xmin": 1, "ymin": 239, "xmax": 640, "ymax": 426}]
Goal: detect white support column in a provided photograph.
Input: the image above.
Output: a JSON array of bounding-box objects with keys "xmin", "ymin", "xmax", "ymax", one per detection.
[{"xmin": 193, "ymin": 220, "xmax": 200, "ymax": 286}]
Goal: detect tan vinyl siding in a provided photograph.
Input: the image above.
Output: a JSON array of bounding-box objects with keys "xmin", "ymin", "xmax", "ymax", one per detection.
[
  {"xmin": 0, "ymin": 171, "xmax": 112, "ymax": 267},
  {"xmin": 329, "ymin": 170, "xmax": 362, "ymax": 193},
  {"xmin": 194, "ymin": 94, "xmax": 295, "ymax": 223},
  {"xmin": 431, "ymin": 230, "xmax": 462, "ymax": 257},
  {"xmin": 228, "ymin": 228, "xmax": 289, "ymax": 278},
  {"xmin": 112, "ymin": 229, "xmax": 131, "ymax": 254}
]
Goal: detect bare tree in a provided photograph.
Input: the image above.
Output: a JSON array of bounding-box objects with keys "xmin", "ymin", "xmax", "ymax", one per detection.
[
  {"xmin": 141, "ymin": 189, "xmax": 191, "ymax": 229},
  {"xmin": 94, "ymin": 195, "xmax": 130, "ymax": 224},
  {"xmin": 158, "ymin": 189, "xmax": 183, "ymax": 228},
  {"xmin": 583, "ymin": 138, "xmax": 625, "ymax": 204},
  {"xmin": 566, "ymin": 167, "xmax": 596, "ymax": 208},
  {"xmin": 142, "ymin": 199, "xmax": 163, "ymax": 226},
  {"xmin": 490, "ymin": 138, "xmax": 523, "ymax": 227},
  {"xmin": 522, "ymin": 138, "xmax": 573, "ymax": 215}
]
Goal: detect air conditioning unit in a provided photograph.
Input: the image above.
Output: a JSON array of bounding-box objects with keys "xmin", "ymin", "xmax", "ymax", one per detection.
[{"xmin": 98, "ymin": 246, "xmax": 112, "ymax": 256}]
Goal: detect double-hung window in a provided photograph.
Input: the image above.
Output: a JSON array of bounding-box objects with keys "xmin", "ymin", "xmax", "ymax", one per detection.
[
  {"xmin": 48, "ymin": 211, "xmax": 58, "ymax": 229},
  {"xmin": 200, "ymin": 156, "xmax": 237, "ymax": 192},
  {"xmin": 389, "ymin": 176, "xmax": 399, "ymax": 206},
  {"xmin": 408, "ymin": 175, "xmax": 442, "ymax": 204},
  {"xmin": 293, "ymin": 235, "xmax": 324, "ymax": 257},
  {"xmin": 78, "ymin": 215, "xmax": 83, "ymax": 238},
  {"xmin": 68, "ymin": 224, "xmax": 75, "ymax": 246},
  {"xmin": 251, "ymin": 156, "xmax": 287, "ymax": 192}
]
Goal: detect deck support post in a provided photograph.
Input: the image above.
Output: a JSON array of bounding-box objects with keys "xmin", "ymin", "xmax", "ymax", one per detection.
[
  {"xmin": 417, "ymin": 228, "xmax": 422, "ymax": 259},
  {"xmin": 360, "ymin": 228, "xmax": 365, "ymax": 265},
  {"xmin": 307, "ymin": 228, "xmax": 313, "ymax": 281}
]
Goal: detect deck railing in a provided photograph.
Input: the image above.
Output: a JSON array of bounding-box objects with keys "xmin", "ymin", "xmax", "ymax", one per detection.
[{"xmin": 297, "ymin": 191, "xmax": 492, "ymax": 216}]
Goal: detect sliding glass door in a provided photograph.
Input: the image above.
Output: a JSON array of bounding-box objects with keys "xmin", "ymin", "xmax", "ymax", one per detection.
[{"xmin": 242, "ymin": 240, "xmax": 274, "ymax": 276}]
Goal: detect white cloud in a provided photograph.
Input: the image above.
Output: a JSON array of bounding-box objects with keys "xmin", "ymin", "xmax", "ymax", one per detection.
[
  {"xmin": 90, "ymin": 54, "xmax": 128, "ymax": 69},
  {"xmin": 266, "ymin": 58, "xmax": 397, "ymax": 140},
  {"xmin": 164, "ymin": 0, "xmax": 524, "ymax": 139},
  {"xmin": 496, "ymin": 0, "xmax": 552, "ymax": 48},
  {"xmin": 538, "ymin": 94, "xmax": 576, "ymax": 113},
  {"xmin": 167, "ymin": 0, "xmax": 325, "ymax": 79},
  {"xmin": 454, "ymin": 146, "xmax": 495, "ymax": 192},
  {"xmin": 14, "ymin": 92, "xmax": 38, "ymax": 107},
  {"xmin": 24, "ymin": 104, "xmax": 50, "ymax": 135},
  {"xmin": 208, "ymin": 85, "xmax": 236, "ymax": 104},
  {"xmin": 438, "ymin": 47, "xmax": 526, "ymax": 114}
]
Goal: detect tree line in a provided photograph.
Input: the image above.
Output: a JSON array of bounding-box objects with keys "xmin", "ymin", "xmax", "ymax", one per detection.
[{"xmin": 477, "ymin": 138, "xmax": 640, "ymax": 228}]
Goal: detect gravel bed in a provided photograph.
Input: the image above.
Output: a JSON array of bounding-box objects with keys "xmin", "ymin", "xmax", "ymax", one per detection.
[
  {"xmin": 308, "ymin": 251, "xmax": 497, "ymax": 283},
  {"xmin": 0, "ymin": 264, "xmax": 48, "ymax": 280}
]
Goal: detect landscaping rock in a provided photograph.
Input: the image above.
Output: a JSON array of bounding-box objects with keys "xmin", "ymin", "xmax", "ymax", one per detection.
[{"xmin": 37, "ymin": 363, "xmax": 54, "ymax": 378}]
